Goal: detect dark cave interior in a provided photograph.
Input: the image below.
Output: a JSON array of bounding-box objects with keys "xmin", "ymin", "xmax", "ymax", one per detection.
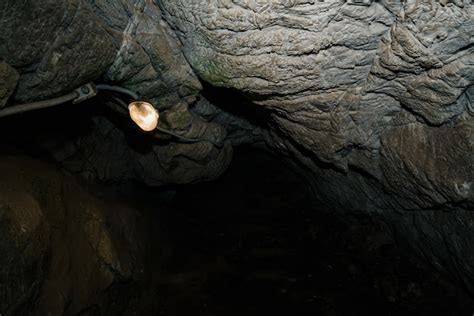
[
  {"xmin": 148, "ymin": 146, "xmax": 472, "ymax": 315},
  {"xmin": 0, "ymin": 87, "xmax": 473, "ymax": 315},
  {"xmin": 1, "ymin": 1, "xmax": 473, "ymax": 314}
]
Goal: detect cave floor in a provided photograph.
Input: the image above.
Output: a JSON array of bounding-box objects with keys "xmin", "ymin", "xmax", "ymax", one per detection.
[{"xmin": 133, "ymin": 147, "xmax": 473, "ymax": 316}]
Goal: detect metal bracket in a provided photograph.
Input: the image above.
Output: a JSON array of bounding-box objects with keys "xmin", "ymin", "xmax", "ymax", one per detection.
[{"xmin": 73, "ymin": 83, "xmax": 97, "ymax": 104}]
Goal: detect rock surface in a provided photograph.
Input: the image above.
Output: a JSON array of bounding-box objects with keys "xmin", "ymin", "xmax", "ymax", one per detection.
[
  {"xmin": 55, "ymin": 107, "xmax": 232, "ymax": 185},
  {"xmin": 0, "ymin": 62, "xmax": 18, "ymax": 108},
  {"xmin": 159, "ymin": 0, "xmax": 474, "ymax": 292},
  {"xmin": 0, "ymin": 0, "xmax": 117, "ymax": 102},
  {"xmin": 0, "ymin": 153, "xmax": 163, "ymax": 315},
  {"xmin": 0, "ymin": 0, "xmax": 473, "ymax": 302},
  {"xmin": 0, "ymin": 0, "xmax": 231, "ymax": 185},
  {"xmin": 159, "ymin": 0, "xmax": 473, "ymax": 169}
]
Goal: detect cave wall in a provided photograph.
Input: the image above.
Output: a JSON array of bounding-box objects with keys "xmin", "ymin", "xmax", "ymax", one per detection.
[
  {"xmin": 158, "ymin": 0, "xmax": 474, "ymax": 292},
  {"xmin": 0, "ymin": 153, "xmax": 163, "ymax": 315},
  {"xmin": 0, "ymin": 0, "xmax": 473, "ymax": 298},
  {"xmin": 158, "ymin": 0, "xmax": 473, "ymax": 199},
  {"xmin": 0, "ymin": 0, "xmax": 232, "ymax": 185}
]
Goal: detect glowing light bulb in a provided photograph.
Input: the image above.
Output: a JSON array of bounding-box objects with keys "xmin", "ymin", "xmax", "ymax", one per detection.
[{"xmin": 128, "ymin": 101, "xmax": 159, "ymax": 132}]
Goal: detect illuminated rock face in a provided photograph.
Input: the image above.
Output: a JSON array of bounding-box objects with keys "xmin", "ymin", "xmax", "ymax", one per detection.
[
  {"xmin": 158, "ymin": 0, "xmax": 472, "ymax": 168},
  {"xmin": 157, "ymin": 1, "xmax": 473, "ymax": 198},
  {"xmin": 0, "ymin": 0, "xmax": 473, "ymax": 300},
  {"xmin": 0, "ymin": 0, "xmax": 232, "ymax": 186},
  {"xmin": 159, "ymin": 0, "xmax": 474, "ymax": 292}
]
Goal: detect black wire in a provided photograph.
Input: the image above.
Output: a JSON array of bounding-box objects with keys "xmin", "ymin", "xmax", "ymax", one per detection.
[{"xmin": 110, "ymin": 96, "xmax": 224, "ymax": 147}]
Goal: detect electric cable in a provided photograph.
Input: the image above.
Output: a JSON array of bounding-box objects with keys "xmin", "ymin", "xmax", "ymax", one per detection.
[
  {"xmin": 0, "ymin": 82, "xmax": 224, "ymax": 147},
  {"xmin": 0, "ymin": 91, "xmax": 78, "ymax": 118},
  {"xmin": 111, "ymin": 97, "xmax": 224, "ymax": 147}
]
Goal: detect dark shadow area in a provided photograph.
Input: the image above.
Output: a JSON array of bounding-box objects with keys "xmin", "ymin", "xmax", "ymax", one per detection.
[
  {"xmin": 0, "ymin": 96, "xmax": 472, "ymax": 315},
  {"xmin": 146, "ymin": 146, "xmax": 474, "ymax": 316},
  {"xmin": 0, "ymin": 94, "xmax": 170, "ymax": 160},
  {"xmin": 199, "ymin": 81, "xmax": 271, "ymax": 128},
  {"xmin": 0, "ymin": 98, "xmax": 100, "ymax": 158}
]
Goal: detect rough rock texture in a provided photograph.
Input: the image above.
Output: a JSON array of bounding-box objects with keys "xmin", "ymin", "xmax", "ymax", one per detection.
[
  {"xmin": 0, "ymin": 0, "xmax": 231, "ymax": 185},
  {"xmin": 0, "ymin": 0, "xmax": 473, "ymax": 303},
  {"xmin": 159, "ymin": 0, "xmax": 473, "ymax": 168},
  {"xmin": 0, "ymin": 153, "xmax": 164, "ymax": 315},
  {"xmin": 94, "ymin": 0, "xmax": 203, "ymax": 108},
  {"xmin": 0, "ymin": 62, "xmax": 18, "ymax": 108},
  {"xmin": 159, "ymin": 0, "xmax": 474, "ymax": 292},
  {"xmin": 369, "ymin": 6, "xmax": 473, "ymax": 126},
  {"xmin": 53, "ymin": 104, "xmax": 232, "ymax": 185},
  {"xmin": 381, "ymin": 119, "xmax": 474, "ymax": 209},
  {"xmin": 0, "ymin": 0, "xmax": 117, "ymax": 102},
  {"xmin": 191, "ymin": 92, "xmax": 272, "ymax": 147}
]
